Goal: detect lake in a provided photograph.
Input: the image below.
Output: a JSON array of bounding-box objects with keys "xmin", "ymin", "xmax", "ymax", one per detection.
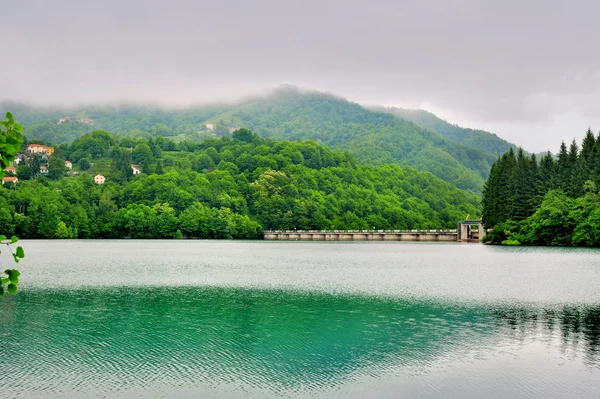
[{"xmin": 1, "ymin": 240, "xmax": 599, "ymax": 398}]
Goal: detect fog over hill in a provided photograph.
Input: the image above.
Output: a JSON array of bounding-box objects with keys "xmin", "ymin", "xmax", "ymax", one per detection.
[
  {"xmin": 4, "ymin": 1, "xmax": 600, "ymax": 152},
  {"xmin": 1, "ymin": 87, "xmax": 524, "ymax": 193}
]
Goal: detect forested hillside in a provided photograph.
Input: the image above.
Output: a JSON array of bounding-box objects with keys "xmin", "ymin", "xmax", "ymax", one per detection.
[
  {"xmin": 0, "ymin": 102, "xmax": 233, "ymax": 144},
  {"xmin": 370, "ymin": 106, "xmax": 515, "ymax": 158},
  {"xmin": 203, "ymin": 88, "xmax": 495, "ymax": 192},
  {"xmin": 1, "ymin": 87, "xmax": 515, "ymax": 193},
  {"xmin": 0, "ymin": 129, "xmax": 480, "ymax": 239},
  {"xmin": 482, "ymin": 129, "xmax": 600, "ymax": 246}
]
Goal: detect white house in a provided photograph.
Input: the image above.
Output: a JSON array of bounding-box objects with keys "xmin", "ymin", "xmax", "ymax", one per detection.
[
  {"xmin": 65, "ymin": 160, "xmax": 73, "ymax": 170},
  {"xmin": 205, "ymin": 123, "xmax": 215, "ymax": 130},
  {"xmin": 94, "ymin": 174, "xmax": 106, "ymax": 184},
  {"xmin": 131, "ymin": 165, "xmax": 142, "ymax": 175}
]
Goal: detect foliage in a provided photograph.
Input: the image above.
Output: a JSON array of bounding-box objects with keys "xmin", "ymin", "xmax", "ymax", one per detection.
[
  {"xmin": 0, "ymin": 112, "xmax": 25, "ymax": 297},
  {"xmin": 0, "ymin": 235, "xmax": 24, "ymax": 297},
  {"xmin": 205, "ymin": 88, "xmax": 486, "ymax": 192},
  {"xmin": 0, "ymin": 112, "xmax": 24, "ymax": 177},
  {"xmin": 0, "ymin": 130, "xmax": 481, "ymax": 239},
  {"xmin": 1, "ymin": 88, "xmax": 508, "ymax": 193},
  {"xmin": 372, "ymin": 106, "xmax": 516, "ymax": 159},
  {"xmin": 0, "ymin": 102, "xmax": 231, "ymax": 144},
  {"xmin": 483, "ymin": 129, "xmax": 600, "ymax": 246}
]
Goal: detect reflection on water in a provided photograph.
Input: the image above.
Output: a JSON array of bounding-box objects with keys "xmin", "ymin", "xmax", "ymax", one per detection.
[
  {"xmin": 1, "ymin": 287, "xmax": 599, "ymax": 398},
  {"xmin": 492, "ymin": 306, "xmax": 600, "ymax": 367}
]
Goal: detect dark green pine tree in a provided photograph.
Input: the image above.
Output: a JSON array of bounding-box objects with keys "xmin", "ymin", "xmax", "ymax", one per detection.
[
  {"xmin": 538, "ymin": 151, "xmax": 556, "ymax": 196},
  {"xmin": 579, "ymin": 128, "xmax": 596, "ymax": 181},
  {"xmin": 593, "ymin": 131, "xmax": 600, "ymax": 186},
  {"xmin": 500, "ymin": 147, "xmax": 518, "ymax": 222},
  {"xmin": 513, "ymin": 148, "xmax": 537, "ymax": 220},
  {"xmin": 111, "ymin": 147, "xmax": 133, "ymax": 182},
  {"xmin": 155, "ymin": 160, "xmax": 164, "ymax": 174},
  {"xmin": 568, "ymin": 139, "xmax": 582, "ymax": 197},
  {"xmin": 482, "ymin": 160, "xmax": 500, "ymax": 228},
  {"xmin": 528, "ymin": 153, "xmax": 541, "ymax": 209},
  {"xmin": 556, "ymin": 141, "xmax": 569, "ymax": 192},
  {"xmin": 483, "ymin": 147, "xmax": 518, "ymax": 227}
]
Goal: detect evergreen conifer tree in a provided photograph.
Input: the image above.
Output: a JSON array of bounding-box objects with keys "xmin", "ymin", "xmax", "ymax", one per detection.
[{"xmin": 155, "ymin": 160, "xmax": 164, "ymax": 174}]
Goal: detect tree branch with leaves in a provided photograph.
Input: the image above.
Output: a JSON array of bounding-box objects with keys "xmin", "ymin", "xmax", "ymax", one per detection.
[{"xmin": 1, "ymin": 112, "xmax": 25, "ymax": 297}]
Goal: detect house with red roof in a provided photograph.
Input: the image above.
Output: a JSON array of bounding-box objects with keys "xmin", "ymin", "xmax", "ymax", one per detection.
[{"xmin": 2, "ymin": 176, "xmax": 18, "ymax": 185}]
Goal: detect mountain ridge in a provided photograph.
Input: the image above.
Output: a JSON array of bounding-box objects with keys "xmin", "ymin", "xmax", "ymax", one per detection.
[{"xmin": 0, "ymin": 87, "xmax": 520, "ymax": 193}]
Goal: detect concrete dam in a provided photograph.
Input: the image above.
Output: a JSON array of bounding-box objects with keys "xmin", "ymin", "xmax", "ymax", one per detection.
[{"xmin": 264, "ymin": 220, "xmax": 486, "ymax": 243}]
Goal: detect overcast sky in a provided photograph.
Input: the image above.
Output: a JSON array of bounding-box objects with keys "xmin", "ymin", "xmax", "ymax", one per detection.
[{"xmin": 3, "ymin": 0, "xmax": 600, "ymax": 152}]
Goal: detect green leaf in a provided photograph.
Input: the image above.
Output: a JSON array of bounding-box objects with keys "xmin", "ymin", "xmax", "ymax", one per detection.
[
  {"xmin": 16, "ymin": 246, "xmax": 24, "ymax": 258},
  {"xmin": 9, "ymin": 269, "xmax": 20, "ymax": 278},
  {"xmin": 1, "ymin": 278, "xmax": 8, "ymax": 284},
  {"xmin": 0, "ymin": 286, "xmax": 4, "ymax": 298},
  {"xmin": 7, "ymin": 284, "xmax": 17, "ymax": 294},
  {"xmin": 12, "ymin": 254, "xmax": 19, "ymax": 264},
  {"xmin": 9, "ymin": 275, "xmax": 18, "ymax": 284},
  {"xmin": 0, "ymin": 235, "xmax": 6, "ymax": 241},
  {"xmin": 10, "ymin": 235, "xmax": 18, "ymax": 244}
]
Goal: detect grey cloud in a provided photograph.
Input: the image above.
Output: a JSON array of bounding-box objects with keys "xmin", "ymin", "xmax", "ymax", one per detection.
[{"xmin": 2, "ymin": 0, "xmax": 600, "ymax": 151}]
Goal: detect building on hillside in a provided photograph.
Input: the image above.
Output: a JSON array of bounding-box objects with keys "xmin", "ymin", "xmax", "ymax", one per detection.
[
  {"xmin": 57, "ymin": 116, "xmax": 71, "ymax": 124},
  {"xmin": 27, "ymin": 144, "xmax": 54, "ymax": 156},
  {"xmin": 205, "ymin": 123, "xmax": 215, "ymax": 130},
  {"xmin": 77, "ymin": 118, "xmax": 93, "ymax": 124},
  {"xmin": 4, "ymin": 166, "xmax": 16, "ymax": 175},
  {"xmin": 14, "ymin": 155, "xmax": 23, "ymax": 165},
  {"xmin": 94, "ymin": 174, "xmax": 106, "ymax": 185},
  {"xmin": 229, "ymin": 127, "xmax": 240, "ymax": 133},
  {"xmin": 65, "ymin": 160, "xmax": 73, "ymax": 170},
  {"xmin": 2, "ymin": 176, "xmax": 18, "ymax": 185},
  {"xmin": 130, "ymin": 164, "xmax": 142, "ymax": 175},
  {"xmin": 40, "ymin": 165, "xmax": 48, "ymax": 174}
]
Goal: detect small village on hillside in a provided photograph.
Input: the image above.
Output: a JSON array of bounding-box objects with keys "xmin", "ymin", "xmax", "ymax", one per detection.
[{"xmin": 1, "ymin": 141, "xmax": 141, "ymax": 186}]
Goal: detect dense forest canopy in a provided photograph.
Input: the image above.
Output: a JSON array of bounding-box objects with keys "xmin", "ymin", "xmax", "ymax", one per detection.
[
  {"xmin": 0, "ymin": 129, "xmax": 480, "ymax": 239},
  {"xmin": 482, "ymin": 129, "xmax": 600, "ymax": 246},
  {"xmin": 202, "ymin": 88, "xmax": 491, "ymax": 192},
  {"xmin": 369, "ymin": 106, "xmax": 516, "ymax": 159},
  {"xmin": 1, "ymin": 87, "xmax": 524, "ymax": 193},
  {"xmin": 0, "ymin": 102, "xmax": 233, "ymax": 144}
]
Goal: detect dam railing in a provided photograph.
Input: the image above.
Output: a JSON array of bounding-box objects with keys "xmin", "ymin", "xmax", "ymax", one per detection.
[
  {"xmin": 264, "ymin": 229, "xmax": 459, "ymax": 242},
  {"xmin": 264, "ymin": 221, "xmax": 485, "ymax": 242}
]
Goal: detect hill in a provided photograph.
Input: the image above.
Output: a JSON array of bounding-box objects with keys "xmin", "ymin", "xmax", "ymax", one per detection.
[
  {"xmin": 369, "ymin": 106, "xmax": 516, "ymax": 158},
  {"xmin": 0, "ymin": 101, "xmax": 234, "ymax": 144},
  {"xmin": 0, "ymin": 130, "xmax": 480, "ymax": 238},
  {"xmin": 1, "ymin": 88, "xmax": 513, "ymax": 192},
  {"xmin": 203, "ymin": 88, "xmax": 494, "ymax": 192}
]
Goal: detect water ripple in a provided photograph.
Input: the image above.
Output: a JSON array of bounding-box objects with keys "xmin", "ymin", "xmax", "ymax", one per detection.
[{"xmin": 1, "ymin": 287, "xmax": 600, "ymax": 398}]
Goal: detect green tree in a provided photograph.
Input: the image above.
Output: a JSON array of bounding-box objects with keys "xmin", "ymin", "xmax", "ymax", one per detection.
[
  {"xmin": 155, "ymin": 160, "xmax": 164, "ymax": 174},
  {"xmin": 232, "ymin": 128, "xmax": 255, "ymax": 143},
  {"xmin": 77, "ymin": 156, "xmax": 91, "ymax": 171},
  {"xmin": 132, "ymin": 142, "xmax": 153, "ymax": 168},
  {"xmin": 48, "ymin": 157, "xmax": 68, "ymax": 180}
]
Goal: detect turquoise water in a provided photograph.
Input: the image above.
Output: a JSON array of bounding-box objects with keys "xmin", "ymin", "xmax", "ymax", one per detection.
[{"xmin": 1, "ymin": 241, "xmax": 599, "ymax": 398}]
